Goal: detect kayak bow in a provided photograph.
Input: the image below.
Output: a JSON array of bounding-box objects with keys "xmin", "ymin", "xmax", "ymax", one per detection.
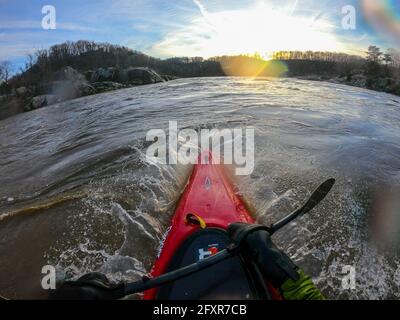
[{"xmin": 143, "ymin": 152, "xmax": 278, "ymax": 300}]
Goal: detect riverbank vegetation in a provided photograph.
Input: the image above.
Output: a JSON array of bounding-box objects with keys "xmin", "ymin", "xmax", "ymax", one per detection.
[{"xmin": 0, "ymin": 41, "xmax": 399, "ymax": 120}]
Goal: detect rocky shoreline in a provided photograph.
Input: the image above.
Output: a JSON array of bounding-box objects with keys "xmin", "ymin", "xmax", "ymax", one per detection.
[
  {"xmin": 0, "ymin": 66, "xmax": 178, "ymax": 120},
  {"xmin": 296, "ymin": 73, "xmax": 400, "ymax": 97},
  {"xmin": 1, "ymin": 67, "xmax": 399, "ymax": 121}
]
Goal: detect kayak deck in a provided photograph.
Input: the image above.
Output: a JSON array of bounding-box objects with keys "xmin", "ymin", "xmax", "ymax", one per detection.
[{"xmin": 143, "ymin": 153, "xmax": 256, "ymax": 299}]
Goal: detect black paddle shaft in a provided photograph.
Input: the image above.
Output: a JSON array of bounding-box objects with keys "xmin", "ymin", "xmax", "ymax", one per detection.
[{"xmin": 123, "ymin": 249, "xmax": 232, "ymax": 297}]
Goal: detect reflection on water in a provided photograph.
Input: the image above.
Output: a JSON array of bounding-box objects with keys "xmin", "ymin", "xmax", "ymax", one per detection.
[{"xmin": 0, "ymin": 77, "xmax": 400, "ymax": 299}]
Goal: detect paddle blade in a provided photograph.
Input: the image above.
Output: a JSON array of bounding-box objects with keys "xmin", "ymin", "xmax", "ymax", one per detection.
[
  {"xmin": 301, "ymin": 178, "xmax": 336, "ymax": 215},
  {"xmin": 270, "ymin": 178, "xmax": 335, "ymax": 233}
]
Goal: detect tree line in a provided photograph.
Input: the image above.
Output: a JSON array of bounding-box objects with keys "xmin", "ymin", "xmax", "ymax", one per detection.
[
  {"xmin": 1, "ymin": 40, "xmax": 223, "ymax": 92},
  {"xmin": 0, "ymin": 40, "xmax": 399, "ymax": 95},
  {"xmin": 272, "ymin": 50, "xmax": 365, "ymax": 64}
]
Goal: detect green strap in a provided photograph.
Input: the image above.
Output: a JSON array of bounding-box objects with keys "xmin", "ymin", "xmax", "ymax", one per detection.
[{"xmin": 280, "ymin": 270, "xmax": 325, "ymax": 300}]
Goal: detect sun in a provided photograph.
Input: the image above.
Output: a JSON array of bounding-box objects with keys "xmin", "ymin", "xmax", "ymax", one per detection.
[{"xmin": 151, "ymin": 2, "xmax": 344, "ymax": 58}]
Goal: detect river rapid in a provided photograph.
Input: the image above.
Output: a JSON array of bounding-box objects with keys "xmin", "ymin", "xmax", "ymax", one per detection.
[{"xmin": 0, "ymin": 77, "xmax": 400, "ymax": 299}]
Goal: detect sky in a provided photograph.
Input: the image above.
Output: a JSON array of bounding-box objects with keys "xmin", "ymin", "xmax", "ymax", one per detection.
[{"xmin": 0, "ymin": 0, "xmax": 399, "ymax": 71}]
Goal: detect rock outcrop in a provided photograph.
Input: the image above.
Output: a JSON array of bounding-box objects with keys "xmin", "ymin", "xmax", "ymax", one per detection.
[
  {"xmin": 120, "ymin": 67, "xmax": 164, "ymax": 85},
  {"xmin": 50, "ymin": 80, "xmax": 95, "ymax": 100},
  {"xmin": 15, "ymin": 86, "xmax": 28, "ymax": 97},
  {"xmin": 0, "ymin": 66, "xmax": 178, "ymax": 120},
  {"xmin": 25, "ymin": 94, "xmax": 59, "ymax": 111},
  {"xmin": 90, "ymin": 67, "xmax": 119, "ymax": 82},
  {"xmin": 50, "ymin": 66, "xmax": 96, "ymax": 100},
  {"xmin": 88, "ymin": 66, "xmax": 165, "ymax": 85}
]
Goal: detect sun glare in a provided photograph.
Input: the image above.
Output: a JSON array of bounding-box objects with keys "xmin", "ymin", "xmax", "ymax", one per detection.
[{"xmin": 151, "ymin": 2, "xmax": 343, "ymax": 59}]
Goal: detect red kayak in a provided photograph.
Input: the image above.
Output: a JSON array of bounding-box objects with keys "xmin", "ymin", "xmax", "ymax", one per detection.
[{"xmin": 144, "ymin": 152, "xmax": 280, "ymax": 300}]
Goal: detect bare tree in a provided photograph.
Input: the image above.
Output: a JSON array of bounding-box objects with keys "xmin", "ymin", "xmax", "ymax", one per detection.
[{"xmin": 0, "ymin": 61, "xmax": 12, "ymax": 84}]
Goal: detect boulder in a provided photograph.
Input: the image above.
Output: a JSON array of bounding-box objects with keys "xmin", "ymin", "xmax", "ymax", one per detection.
[
  {"xmin": 119, "ymin": 67, "xmax": 164, "ymax": 85},
  {"xmin": 47, "ymin": 66, "xmax": 96, "ymax": 100},
  {"xmin": 15, "ymin": 86, "xmax": 28, "ymax": 96},
  {"xmin": 27, "ymin": 94, "xmax": 59, "ymax": 111},
  {"xmin": 89, "ymin": 67, "xmax": 164, "ymax": 85},
  {"xmin": 90, "ymin": 67, "xmax": 119, "ymax": 82},
  {"xmin": 84, "ymin": 70, "xmax": 94, "ymax": 81},
  {"xmin": 49, "ymin": 66, "xmax": 96, "ymax": 101}
]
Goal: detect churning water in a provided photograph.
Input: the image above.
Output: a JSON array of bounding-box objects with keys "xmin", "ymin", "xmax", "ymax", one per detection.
[{"xmin": 0, "ymin": 77, "xmax": 400, "ymax": 299}]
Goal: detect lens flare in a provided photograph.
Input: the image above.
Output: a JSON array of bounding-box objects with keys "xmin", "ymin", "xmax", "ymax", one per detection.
[
  {"xmin": 220, "ymin": 56, "xmax": 288, "ymax": 78},
  {"xmin": 362, "ymin": 0, "xmax": 400, "ymax": 46}
]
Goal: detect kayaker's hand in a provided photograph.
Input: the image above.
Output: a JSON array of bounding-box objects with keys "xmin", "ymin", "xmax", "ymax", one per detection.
[
  {"xmin": 48, "ymin": 272, "xmax": 125, "ymax": 300},
  {"xmin": 228, "ymin": 223, "xmax": 300, "ymax": 288}
]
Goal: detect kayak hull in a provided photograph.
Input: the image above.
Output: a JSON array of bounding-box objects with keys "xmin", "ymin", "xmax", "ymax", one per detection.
[{"xmin": 143, "ymin": 153, "xmax": 276, "ymax": 300}]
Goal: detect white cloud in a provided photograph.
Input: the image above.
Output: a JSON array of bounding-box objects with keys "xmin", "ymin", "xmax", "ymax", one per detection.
[
  {"xmin": 0, "ymin": 20, "xmax": 40, "ymax": 29},
  {"xmin": 0, "ymin": 19, "xmax": 100, "ymax": 32},
  {"xmin": 56, "ymin": 22, "xmax": 102, "ymax": 32},
  {"xmin": 0, "ymin": 30, "xmax": 64, "ymax": 61},
  {"xmin": 0, "ymin": 20, "xmax": 102, "ymax": 61},
  {"xmin": 0, "ymin": 43, "xmax": 36, "ymax": 60}
]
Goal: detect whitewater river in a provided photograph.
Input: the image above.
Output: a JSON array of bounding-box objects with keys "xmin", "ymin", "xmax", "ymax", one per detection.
[{"xmin": 0, "ymin": 77, "xmax": 400, "ymax": 299}]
